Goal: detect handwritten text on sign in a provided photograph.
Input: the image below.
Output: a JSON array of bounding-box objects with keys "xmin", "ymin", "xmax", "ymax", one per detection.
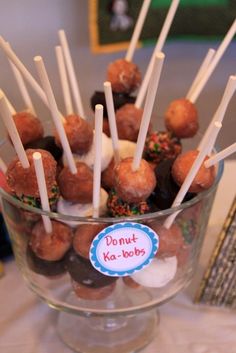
[{"xmin": 90, "ymin": 222, "xmax": 159, "ymax": 277}]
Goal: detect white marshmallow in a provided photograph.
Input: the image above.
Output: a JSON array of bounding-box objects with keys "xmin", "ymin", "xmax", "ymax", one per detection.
[
  {"xmin": 57, "ymin": 188, "xmax": 108, "ymax": 227},
  {"xmin": 63, "ymin": 132, "xmax": 113, "ymax": 172},
  {"xmin": 131, "ymin": 256, "xmax": 177, "ymax": 288},
  {"xmin": 118, "ymin": 139, "xmax": 136, "ymax": 159},
  {"xmin": 63, "ymin": 135, "xmax": 136, "ymax": 172}
]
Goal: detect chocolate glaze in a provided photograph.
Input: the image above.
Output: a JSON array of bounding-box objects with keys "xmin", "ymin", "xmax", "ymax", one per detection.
[
  {"xmin": 151, "ymin": 159, "xmax": 196, "ymax": 210},
  {"xmin": 90, "ymin": 91, "xmax": 136, "ymax": 117},
  {"xmin": 65, "ymin": 249, "xmax": 117, "ymax": 288},
  {"xmin": 26, "ymin": 245, "xmax": 67, "ymax": 277},
  {"xmin": 25, "ymin": 136, "xmax": 63, "ymax": 162}
]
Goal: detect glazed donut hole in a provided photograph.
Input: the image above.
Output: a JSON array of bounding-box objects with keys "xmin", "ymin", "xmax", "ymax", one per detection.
[
  {"xmin": 54, "ymin": 114, "xmax": 93, "ymax": 155},
  {"xmin": 12, "ymin": 111, "xmax": 44, "ymax": 146},
  {"xmin": 115, "ymin": 103, "xmax": 144, "ymax": 142},
  {"xmin": 29, "ymin": 220, "xmax": 73, "ymax": 262},
  {"xmin": 73, "ymin": 223, "xmax": 107, "ymax": 259},
  {"xmin": 171, "ymin": 150, "xmax": 216, "ymax": 193},
  {"xmin": 164, "ymin": 98, "xmax": 199, "ymax": 138},
  {"xmin": 114, "ymin": 157, "xmax": 156, "ymax": 203},
  {"xmin": 57, "ymin": 162, "xmax": 93, "ymax": 203},
  {"xmin": 6, "ymin": 148, "xmax": 57, "ymax": 198},
  {"xmin": 106, "ymin": 59, "xmax": 141, "ymax": 94}
]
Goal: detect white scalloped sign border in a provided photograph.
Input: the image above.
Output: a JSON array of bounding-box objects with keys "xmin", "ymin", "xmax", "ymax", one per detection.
[{"xmin": 89, "ymin": 222, "xmax": 159, "ymax": 277}]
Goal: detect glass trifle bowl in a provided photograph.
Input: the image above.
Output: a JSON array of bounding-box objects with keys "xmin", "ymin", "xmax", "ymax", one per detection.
[{"xmin": 0, "ymin": 125, "xmax": 223, "ymax": 353}]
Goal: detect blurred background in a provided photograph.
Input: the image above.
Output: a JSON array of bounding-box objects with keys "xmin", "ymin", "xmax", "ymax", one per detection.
[{"xmin": 0, "ymin": 0, "xmax": 235, "ymax": 153}]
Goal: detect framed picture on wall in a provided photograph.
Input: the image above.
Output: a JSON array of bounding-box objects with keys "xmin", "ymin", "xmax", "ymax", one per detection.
[
  {"xmin": 89, "ymin": 0, "xmax": 236, "ymax": 53},
  {"xmin": 195, "ymin": 196, "xmax": 236, "ymax": 308}
]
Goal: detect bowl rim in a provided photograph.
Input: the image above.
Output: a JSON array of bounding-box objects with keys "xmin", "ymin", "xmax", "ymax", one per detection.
[{"xmin": 0, "ymin": 156, "xmax": 224, "ymax": 224}]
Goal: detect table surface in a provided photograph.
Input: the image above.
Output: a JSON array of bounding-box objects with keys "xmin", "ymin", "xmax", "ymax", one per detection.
[{"xmin": 0, "ymin": 161, "xmax": 236, "ymax": 353}]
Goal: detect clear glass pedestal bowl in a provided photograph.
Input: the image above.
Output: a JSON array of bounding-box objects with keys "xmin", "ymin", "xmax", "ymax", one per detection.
[{"xmin": 0, "ymin": 132, "xmax": 223, "ymax": 353}]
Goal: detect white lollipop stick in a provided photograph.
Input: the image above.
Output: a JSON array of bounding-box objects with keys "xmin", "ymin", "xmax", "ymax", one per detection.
[
  {"xmin": 189, "ymin": 18, "xmax": 236, "ymax": 103},
  {"xmin": 0, "ymin": 90, "xmax": 29, "ymax": 168},
  {"xmin": 135, "ymin": 0, "xmax": 179, "ymax": 108},
  {"xmin": 0, "ymin": 90, "xmax": 16, "ymax": 115},
  {"xmin": 198, "ymin": 75, "xmax": 236, "ymax": 153},
  {"xmin": 132, "ymin": 52, "xmax": 165, "ymax": 171},
  {"xmin": 33, "ymin": 152, "xmax": 52, "ymax": 234},
  {"xmin": 55, "ymin": 45, "xmax": 73, "ymax": 116},
  {"xmin": 0, "ymin": 37, "xmax": 48, "ymax": 110},
  {"xmin": 6, "ymin": 43, "xmax": 36, "ymax": 115},
  {"xmin": 125, "ymin": 0, "xmax": 152, "ymax": 62},
  {"xmin": 9, "ymin": 61, "xmax": 36, "ymax": 115},
  {"xmin": 93, "ymin": 105, "xmax": 103, "ymax": 218},
  {"xmin": 104, "ymin": 81, "xmax": 120, "ymax": 163},
  {"xmin": 34, "ymin": 56, "xmax": 77, "ymax": 174},
  {"xmin": 205, "ymin": 142, "xmax": 236, "ymax": 168},
  {"xmin": 186, "ymin": 48, "xmax": 216, "ymax": 100},
  {"xmin": 164, "ymin": 121, "xmax": 222, "ymax": 229},
  {"xmin": 58, "ymin": 30, "xmax": 85, "ymax": 118},
  {"xmin": 204, "ymin": 121, "xmax": 223, "ymax": 157},
  {"xmin": 0, "ymin": 157, "xmax": 7, "ymax": 174},
  {"xmin": 0, "ymin": 36, "xmax": 64, "ymax": 120},
  {"xmin": 6, "ymin": 97, "xmax": 16, "ymax": 115}
]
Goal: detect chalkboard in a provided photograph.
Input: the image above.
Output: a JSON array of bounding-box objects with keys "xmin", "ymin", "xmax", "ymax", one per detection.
[{"xmin": 89, "ymin": 0, "xmax": 236, "ymax": 53}]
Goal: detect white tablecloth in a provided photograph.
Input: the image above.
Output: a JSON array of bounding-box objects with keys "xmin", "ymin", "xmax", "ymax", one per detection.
[{"xmin": 1, "ymin": 161, "xmax": 236, "ymax": 353}]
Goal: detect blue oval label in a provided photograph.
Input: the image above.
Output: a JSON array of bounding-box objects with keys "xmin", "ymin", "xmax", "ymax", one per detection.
[{"xmin": 89, "ymin": 222, "xmax": 159, "ymax": 277}]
